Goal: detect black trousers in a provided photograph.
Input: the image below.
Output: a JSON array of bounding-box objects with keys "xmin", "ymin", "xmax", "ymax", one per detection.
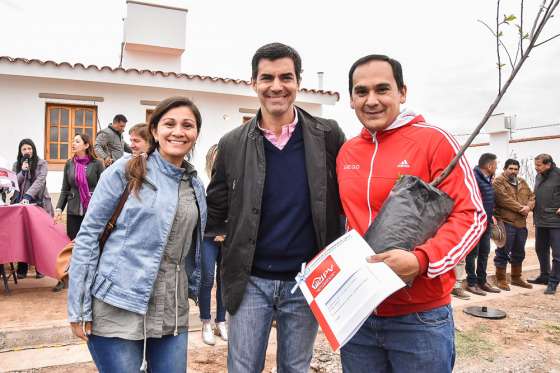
[
  {"xmin": 535, "ymin": 227, "xmax": 560, "ymax": 284},
  {"xmin": 466, "ymin": 226, "xmax": 491, "ymax": 286},
  {"xmin": 66, "ymin": 214, "xmax": 85, "ymax": 240}
]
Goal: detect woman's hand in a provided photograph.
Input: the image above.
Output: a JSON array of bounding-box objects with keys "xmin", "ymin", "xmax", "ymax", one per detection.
[
  {"xmin": 214, "ymin": 235, "xmax": 225, "ymax": 242},
  {"xmin": 54, "ymin": 209, "xmax": 63, "ymax": 223},
  {"xmin": 70, "ymin": 321, "xmax": 92, "ymax": 341},
  {"xmin": 21, "ymin": 161, "xmax": 29, "ymax": 171}
]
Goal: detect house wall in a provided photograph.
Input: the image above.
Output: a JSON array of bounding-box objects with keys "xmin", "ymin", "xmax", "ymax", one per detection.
[
  {"xmin": 462, "ymin": 136, "xmax": 559, "ymax": 188},
  {"xmin": 0, "ymin": 74, "xmax": 322, "ymax": 191}
]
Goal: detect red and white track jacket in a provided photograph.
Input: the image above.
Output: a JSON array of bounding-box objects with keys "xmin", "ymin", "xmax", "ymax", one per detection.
[{"xmin": 337, "ymin": 113, "xmax": 487, "ymax": 316}]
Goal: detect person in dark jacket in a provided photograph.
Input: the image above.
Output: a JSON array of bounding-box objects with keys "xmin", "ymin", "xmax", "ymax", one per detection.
[
  {"xmin": 465, "ymin": 153, "xmax": 501, "ymax": 295},
  {"xmin": 529, "ymin": 154, "xmax": 560, "ymax": 295},
  {"xmin": 206, "ymin": 42, "xmax": 345, "ymax": 373},
  {"xmin": 55, "ymin": 133, "xmax": 104, "ymax": 240},
  {"xmin": 94, "ymin": 114, "xmax": 131, "ymax": 167},
  {"xmin": 54, "ymin": 133, "xmax": 104, "ymax": 292},
  {"xmin": 12, "ymin": 138, "xmax": 54, "ymax": 279}
]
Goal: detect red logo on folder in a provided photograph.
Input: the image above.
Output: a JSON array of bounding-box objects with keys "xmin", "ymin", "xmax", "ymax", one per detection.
[{"xmin": 306, "ymin": 255, "xmax": 340, "ymax": 298}]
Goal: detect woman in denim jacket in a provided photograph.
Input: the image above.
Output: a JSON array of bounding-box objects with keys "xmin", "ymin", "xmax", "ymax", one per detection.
[{"xmin": 67, "ymin": 96, "xmax": 206, "ymax": 373}]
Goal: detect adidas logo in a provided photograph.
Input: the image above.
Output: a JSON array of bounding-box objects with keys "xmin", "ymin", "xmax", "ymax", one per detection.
[{"xmin": 397, "ymin": 159, "xmax": 410, "ymax": 168}]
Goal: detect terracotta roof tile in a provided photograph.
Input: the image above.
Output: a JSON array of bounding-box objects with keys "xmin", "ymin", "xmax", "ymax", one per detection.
[{"xmin": 0, "ymin": 56, "xmax": 340, "ymax": 100}]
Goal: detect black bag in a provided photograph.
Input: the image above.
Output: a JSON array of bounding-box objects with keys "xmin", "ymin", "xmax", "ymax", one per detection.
[{"xmin": 364, "ymin": 175, "xmax": 454, "ymax": 254}]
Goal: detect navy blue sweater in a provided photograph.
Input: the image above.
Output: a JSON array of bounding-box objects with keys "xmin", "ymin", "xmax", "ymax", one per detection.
[
  {"xmin": 473, "ymin": 166, "xmax": 495, "ymax": 221},
  {"xmin": 252, "ymin": 123, "xmax": 317, "ymax": 280}
]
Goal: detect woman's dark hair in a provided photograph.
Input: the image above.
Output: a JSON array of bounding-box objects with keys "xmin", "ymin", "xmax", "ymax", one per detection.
[
  {"xmin": 16, "ymin": 138, "xmax": 39, "ymax": 179},
  {"xmin": 348, "ymin": 54, "xmax": 405, "ymax": 96},
  {"xmin": 74, "ymin": 133, "xmax": 97, "ymax": 160},
  {"xmin": 129, "ymin": 123, "xmax": 149, "ymax": 142},
  {"xmin": 251, "ymin": 42, "xmax": 302, "ymax": 83},
  {"xmin": 126, "ymin": 96, "xmax": 202, "ymax": 195}
]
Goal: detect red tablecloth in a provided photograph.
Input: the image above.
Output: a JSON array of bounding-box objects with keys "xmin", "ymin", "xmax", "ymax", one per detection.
[{"xmin": 0, "ymin": 204, "xmax": 70, "ymax": 279}]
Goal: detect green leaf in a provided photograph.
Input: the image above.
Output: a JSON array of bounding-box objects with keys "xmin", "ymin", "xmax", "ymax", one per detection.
[
  {"xmin": 496, "ymin": 63, "xmax": 506, "ymax": 68},
  {"xmin": 498, "ymin": 31, "xmax": 504, "ymax": 37},
  {"xmin": 504, "ymin": 14, "xmax": 517, "ymax": 22},
  {"xmin": 523, "ymin": 33, "xmax": 530, "ymax": 39}
]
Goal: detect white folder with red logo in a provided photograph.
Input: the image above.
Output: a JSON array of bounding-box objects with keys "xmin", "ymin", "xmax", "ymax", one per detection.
[{"xmin": 293, "ymin": 230, "xmax": 405, "ymax": 351}]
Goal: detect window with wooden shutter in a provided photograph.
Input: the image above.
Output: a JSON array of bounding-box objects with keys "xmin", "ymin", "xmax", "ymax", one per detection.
[
  {"xmin": 45, "ymin": 104, "xmax": 97, "ymax": 163},
  {"xmin": 146, "ymin": 109, "xmax": 154, "ymax": 123}
]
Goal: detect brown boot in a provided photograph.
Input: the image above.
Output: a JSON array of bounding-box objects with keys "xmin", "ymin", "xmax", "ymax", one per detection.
[
  {"xmin": 511, "ymin": 264, "xmax": 533, "ymax": 289},
  {"xmin": 495, "ymin": 266, "xmax": 510, "ymax": 291}
]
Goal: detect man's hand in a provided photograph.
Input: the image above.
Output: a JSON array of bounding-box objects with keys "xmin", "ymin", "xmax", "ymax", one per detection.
[
  {"xmin": 214, "ymin": 235, "xmax": 225, "ymax": 242},
  {"xmin": 367, "ymin": 249, "xmax": 420, "ymax": 283},
  {"xmin": 103, "ymin": 157, "xmax": 113, "ymax": 167},
  {"xmin": 21, "ymin": 194, "xmax": 32, "ymax": 205},
  {"xmin": 519, "ymin": 205, "xmax": 530, "ymax": 216},
  {"xmin": 556, "ymin": 208, "xmax": 560, "ymax": 216},
  {"xmin": 70, "ymin": 321, "xmax": 91, "ymax": 342}
]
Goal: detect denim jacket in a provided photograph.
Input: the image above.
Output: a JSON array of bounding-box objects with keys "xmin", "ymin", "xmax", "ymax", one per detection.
[{"xmin": 67, "ymin": 150, "xmax": 206, "ymax": 323}]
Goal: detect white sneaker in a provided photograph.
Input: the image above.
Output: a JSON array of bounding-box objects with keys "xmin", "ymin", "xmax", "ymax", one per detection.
[
  {"xmin": 201, "ymin": 322, "xmax": 216, "ymax": 346},
  {"xmin": 214, "ymin": 321, "xmax": 228, "ymax": 341}
]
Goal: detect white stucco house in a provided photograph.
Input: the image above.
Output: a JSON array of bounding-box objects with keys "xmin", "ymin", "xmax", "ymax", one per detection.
[
  {"xmin": 0, "ymin": 1, "xmax": 339, "ymax": 192},
  {"xmin": 460, "ymin": 113, "xmax": 560, "ymax": 187}
]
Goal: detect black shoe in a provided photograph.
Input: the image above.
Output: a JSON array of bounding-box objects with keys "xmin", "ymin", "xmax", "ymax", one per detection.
[
  {"xmin": 16, "ymin": 273, "xmax": 27, "ymax": 279},
  {"xmin": 35, "ymin": 272, "xmax": 44, "ymax": 279},
  {"xmin": 52, "ymin": 281, "xmax": 65, "ymax": 292},
  {"xmin": 528, "ymin": 275, "xmax": 549, "ymax": 285},
  {"xmin": 544, "ymin": 283, "xmax": 558, "ymax": 295}
]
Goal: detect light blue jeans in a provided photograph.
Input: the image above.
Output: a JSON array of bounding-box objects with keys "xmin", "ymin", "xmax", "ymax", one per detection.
[
  {"xmin": 198, "ymin": 237, "xmax": 226, "ymax": 322},
  {"xmin": 87, "ymin": 332, "xmax": 188, "ymax": 373},
  {"xmin": 227, "ymin": 275, "xmax": 318, "ymax": 373},
  {"xmin": 341, "ymin": 305, "xmax": 455, "ymax": 373}
]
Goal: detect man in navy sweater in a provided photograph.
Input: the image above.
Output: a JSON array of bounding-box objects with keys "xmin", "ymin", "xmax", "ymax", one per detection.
[
  {"xmin": 465, "ymin": 153, "xmax": 501, "ymax": 295},
  {"xmin": 206, "ymin": 43, "xmax": 345, "ymax": 373}
]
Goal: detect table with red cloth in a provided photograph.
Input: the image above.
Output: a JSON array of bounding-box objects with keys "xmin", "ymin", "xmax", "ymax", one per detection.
[{"xmin": 0, "ymin": 204, "xmax": 70, "ymax": 279}]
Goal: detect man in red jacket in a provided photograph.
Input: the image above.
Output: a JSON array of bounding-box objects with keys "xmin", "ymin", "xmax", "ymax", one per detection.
[{"xmin": 337, "ymin": 54, "xmax": 487, "ymax": 372}]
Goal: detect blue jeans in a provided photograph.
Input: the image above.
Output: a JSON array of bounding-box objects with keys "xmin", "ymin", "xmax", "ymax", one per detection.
[
  {"xmin": 87, "ymin": 332, "xmax": 187, "ymax": 373},
  {"xmin": 341, "ymin": 305, "xmax": 455, "ymax": 373},
  {"xmin": 198, "ymin": 237, "xmax": 226, "ymax": 322},
  {"xmin": 494, "ymin": 222, "xmax": 528, "ymax": 268},
  {"xmin": 466, "ymin": 226, "xmax": 491, "ymax": 286},
  {"xmin": 227, "ymin": 275, "xmax": 318, "ymax": 373}
]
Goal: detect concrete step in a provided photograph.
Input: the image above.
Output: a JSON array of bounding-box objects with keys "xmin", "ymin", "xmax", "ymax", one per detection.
[
  {"xmin": 0, "ymin": 344, "xmax": 93, "ymax": 372},
  {"xmin": 0, "ymin": 326, "xmax": 252, "ymax": 373},
  {"xmin": 0, "ymin": 310, "xmax": 204, "ymax": 353}
]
